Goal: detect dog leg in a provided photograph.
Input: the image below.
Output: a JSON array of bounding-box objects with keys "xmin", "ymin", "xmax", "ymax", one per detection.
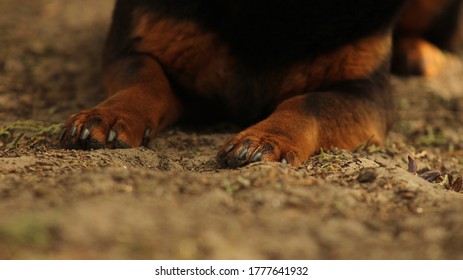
[
  {"xmin": 60, "ymin": 55, "xmax": 182, "ymax": 149},
  {"xmin": 392, "ymin": 36, "xmax": 446, "ymax": 77},
  {"xmin": 393, "ymin": 0, "xmax": 463, "ymax": 77},
  {"xmin": 217, "ymin": 83, "xmax": 391, "ymax": 168}
]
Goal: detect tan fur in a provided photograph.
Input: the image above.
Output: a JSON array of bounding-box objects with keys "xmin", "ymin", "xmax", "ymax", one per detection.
[
  {"xmin": 279, "ymin": 33, "xmax": 391, "ymax": 100},
  {"xmin": 132, "ymin": 11, "xmax": 236, "ymax": 98},
  {"xmin": 393, "ymin": 37, "xmax": 446, "ymax": 77}
]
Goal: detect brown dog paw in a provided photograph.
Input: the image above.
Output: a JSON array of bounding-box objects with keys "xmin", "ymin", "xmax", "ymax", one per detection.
[
  {"xmin": 60, "ymin": 107, "xmax": 154, "ymax": 150},
  {"xmin": 392, "ymin": 37, "xmax": 446, "ymax": 77},
  {"xmin": 217, "ymin": 129, "xmax": 303, "ymax": 168}
]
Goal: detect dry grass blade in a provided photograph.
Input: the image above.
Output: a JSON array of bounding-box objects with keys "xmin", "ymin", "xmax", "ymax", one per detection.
[
  {"xmin": 419, "ymin": 170, "xmax": 441, "ymax": 182},
  {"xmin": 452, "ymin": 176, "xmax": 462, "ymax": 192},
  {"xmin": 448, "ymin": 174, "xmax": 454, "ymax": 188},
  {"xmin": 407, "ymin": 155, "xmax": 417, "ymax": 175}
]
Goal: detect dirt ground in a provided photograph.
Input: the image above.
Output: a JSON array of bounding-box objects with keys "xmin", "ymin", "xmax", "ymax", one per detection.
[{"xmin": 1, "ymin": 0, "xmax": 463, "ymax": 260}]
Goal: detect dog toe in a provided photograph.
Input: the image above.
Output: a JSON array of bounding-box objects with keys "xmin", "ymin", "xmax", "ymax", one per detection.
[
  {"xmin": 217, "ymin": 131, "xmax": 299, "ymax": 168},
  {"xmin": 60, "ymin": 108, "xmax": 152, "ymax": 150}
]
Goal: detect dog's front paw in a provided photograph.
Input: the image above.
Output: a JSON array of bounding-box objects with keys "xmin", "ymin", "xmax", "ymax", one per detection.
[
  {"xmin": 60, "ymin": 107, "xmax": 154, "ymax": 150},
  {"xmin": 392, "ymin": 37, "xmax": 446, "ymax": 77},
  {"xmin": 217, "ymin": 129, "xmax": 303, "ymax": 168}
]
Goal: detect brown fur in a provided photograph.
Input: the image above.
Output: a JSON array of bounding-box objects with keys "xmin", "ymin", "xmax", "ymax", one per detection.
[
  {"xmin": 63, "ymin": 55, "xmax": 182, "ymax": 149},
  {"xmin": 392, "ymin": 37, "xmax": 446, "ymax": 77},
  {"xmin": 131, "ymin": 12, "xmax": 236, "ymax": 98},
  {"xmin": 393, "ymin": 0, "xmax": 463, "ymax": 76},
  {"xmin": 60, "ymin": 0, "xmax": 462, "ymax": 168},
  {"xmin": 217, "ymin": 91, "xmax": 386, "ymax": 167},
  {"xmin": 278, "ymin": 33, "xmax": 391, "ymax": 101},
  {"xmin": 217, "ymin": 33, "xmax": 392, "ymax": 167}
]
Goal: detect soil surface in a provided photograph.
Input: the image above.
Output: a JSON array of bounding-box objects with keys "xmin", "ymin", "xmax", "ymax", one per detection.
[{"xmin": 1, "ymin": 0, "xmax": 463, "ymax": 260}]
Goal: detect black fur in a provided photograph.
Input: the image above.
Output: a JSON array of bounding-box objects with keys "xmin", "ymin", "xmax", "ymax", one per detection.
[{"xmin": 109, "ymin": 0, "xmax": 406, "ymax": 69}]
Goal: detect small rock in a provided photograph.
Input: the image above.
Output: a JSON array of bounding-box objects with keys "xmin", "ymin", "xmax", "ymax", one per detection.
[{"xmin": 357, "ymin": 168, "xmax": 377, "ymax": 183}]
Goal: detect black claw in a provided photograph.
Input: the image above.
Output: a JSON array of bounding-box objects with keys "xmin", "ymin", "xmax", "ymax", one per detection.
[
  {"xmin": 251, "ymin": 151, "xmax": 263, "ymax": 162},
  {"xmin": 144, "ymin": 128, "xmax": 151, "ymax": 139},
  {"xmin": 80, "ymin": 128, "xmax": 90, "ymax": 140},
  {"xmin": 236, "ymin": 140, "xmax": 251, "ymax": 159},
  {"xmin": 71, "ymin": 126, "xmax": 78, "ymax": 137},
  {"xmin": 107, "ymin": 130, "xmax": 117, "ymax": 142},
  {"xmin": 59, "ymin": 128, "xmax": 66, "ymax": 141},
  {"xmin": 225, "ymin": 144, "xmax": 234, "ymax": 153},
  {"xmin": 237, "ymin": 147, "xmax": 248, "ymax": 160},
  {"xmin": 142, "ymin": 128, "xmax": 152, "ymax": 146}
]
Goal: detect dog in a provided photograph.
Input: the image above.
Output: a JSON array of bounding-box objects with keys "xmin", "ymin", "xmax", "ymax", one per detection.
[
  {"xmin": 60, "ymin": 0, "xmax": 463, "ymax": 168},
  {"xmin": 393, "ymin": 0, "xmax": 463, "ymax": 76}
]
